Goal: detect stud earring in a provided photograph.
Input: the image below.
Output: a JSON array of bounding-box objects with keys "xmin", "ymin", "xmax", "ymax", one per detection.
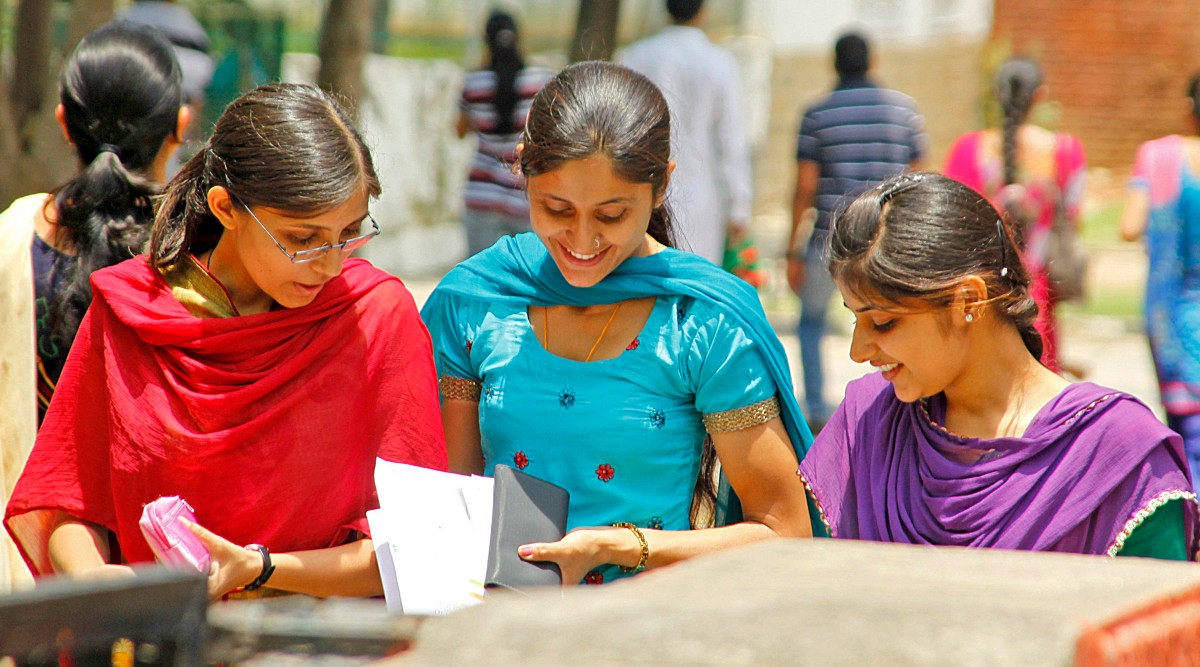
[{"xmin": 965, "ymin": 313, "xmax": 975, "ymax": 323}]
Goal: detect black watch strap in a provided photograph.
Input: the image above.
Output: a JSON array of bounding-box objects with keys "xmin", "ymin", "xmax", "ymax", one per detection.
[{"xmin": 243, "ymin": 543, "xmax": 276, "ymax": 591}]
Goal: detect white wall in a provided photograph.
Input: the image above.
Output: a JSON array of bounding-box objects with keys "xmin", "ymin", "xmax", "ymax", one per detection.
[{"xmin": 747, "ymin": 0, "xmax": 993, "ymax": 53}]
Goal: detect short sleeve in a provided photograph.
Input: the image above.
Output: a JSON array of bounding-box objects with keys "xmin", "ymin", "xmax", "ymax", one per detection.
[
  {"xmin": 420, "ymin": 289, "xmax": 483, "ymax": 399},
  {"xmin": 906, "ymin": 102, "xmax": 927, "ymax": 163},
  {"xmin": 796, "ymin": 109, "xmax": 821, "ymax": 163},
  {"xmin": 680, "ymin": 299, "xmax": 779, "ymax": 427}
]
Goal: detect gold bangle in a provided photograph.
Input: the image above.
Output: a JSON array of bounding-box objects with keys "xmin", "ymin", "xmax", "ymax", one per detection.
[{"xmin": 613, "ymin": 522, "xmax": 649, "ymax": 574}]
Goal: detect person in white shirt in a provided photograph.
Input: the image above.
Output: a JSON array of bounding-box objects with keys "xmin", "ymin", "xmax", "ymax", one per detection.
[{"xmin": 620, "ymin": 0, "xmax": 753, "ymax": 265}]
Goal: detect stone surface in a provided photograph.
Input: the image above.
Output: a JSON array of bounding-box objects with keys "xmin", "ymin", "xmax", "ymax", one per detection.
[{"xmin": 387, "ymin": 539, "xmax": 1200, "ymax": 667}]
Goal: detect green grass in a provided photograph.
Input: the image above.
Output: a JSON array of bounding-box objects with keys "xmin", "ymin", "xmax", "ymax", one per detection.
[{"xmin": 1071, "ymin": 200, "xmax": 1142, "ymax": 321}]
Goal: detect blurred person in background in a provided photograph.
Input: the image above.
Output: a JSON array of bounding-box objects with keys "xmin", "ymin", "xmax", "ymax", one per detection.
[
  {"xmin": 0, "ymin": 22, "xmax": 187, "ymax": 593},
  {"xmin": 121, "ymin": 0, "xmax": 215, "ymax": 174},
  {"xmin": 620, "ymin": 0, "xmax": 753, "ymax": 265},
  {"xmin": 944, "ymin": 57, "xmax": 1086, "ymax": 375},
  {"xmin": 787, "ymin": 32, "xmax": 926, "ymax": 432},
  {"xmin": 456, "ymin": 10, "xmax": 553, "ymax": 258},
  {"xmin": 1119, "ymin": 72, "xmax": 1200, "ymax": 490}
]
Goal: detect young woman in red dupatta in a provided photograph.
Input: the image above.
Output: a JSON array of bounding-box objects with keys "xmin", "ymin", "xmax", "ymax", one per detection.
[{"xmin": 5, "ymin": 83, "xmax": 447, "ymax": 599}]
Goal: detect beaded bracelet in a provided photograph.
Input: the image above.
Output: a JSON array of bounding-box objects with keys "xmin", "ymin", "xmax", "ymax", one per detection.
[{"xmin": 613, "ymin": 522, "xmax": 649, "ymax": 574}]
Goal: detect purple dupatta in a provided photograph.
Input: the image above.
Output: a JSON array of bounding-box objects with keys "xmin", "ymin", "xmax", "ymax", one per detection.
[{"xmin": 800, "ymin": 372, "xmax": 1199, "ymax": 556}]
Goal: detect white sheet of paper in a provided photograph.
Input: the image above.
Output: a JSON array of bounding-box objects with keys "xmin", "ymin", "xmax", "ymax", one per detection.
[
  {"xmin": 373, "ymin": 460, "xmax": 493, "ymax": 615},
  {"xmin": 366, "ymin": 509, "xmax": 402, "ymax": 612}
]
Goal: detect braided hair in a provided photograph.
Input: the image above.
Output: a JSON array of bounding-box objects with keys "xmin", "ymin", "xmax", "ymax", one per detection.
[{"xmin": 995, "ymin": 58, "xmax": 1043, "ymax": 186}]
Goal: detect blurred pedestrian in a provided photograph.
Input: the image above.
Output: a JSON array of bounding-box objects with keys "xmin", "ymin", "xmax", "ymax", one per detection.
[
  {"xmin": 6, "ymin": 83, "xmax": 447, "ymax": 600},
  {"xmin": 802, "ymin": 172, "xmax": 1197, "ymax": 559},
  {"xmin": 787, "ymin": 31, "xmax": 925, "ymax": 431},
  {"xmin": 944, "ymin": 57, "xmax": 1086, "ymax": 374},
  {"xmin": 0, "ymin": 22, "xmax": 187, "ymax": 592},
  {"xmin": 621, "ymin": 0, "xmax": 753, "ymax": 265},
  {"xmin": 456, "ymin": 10, "xmax": 553, "ymax": 257},
  {"xmin": 424, "ymin": 62, "xmax": 814, "ymax": 587},
  {"xmin": 120, "ymin": 0, "xmax": 215, "ymax": 175},
  {"xmin": 1119, "ymin": 72, "xmax": 1200, "ymax": 489}
]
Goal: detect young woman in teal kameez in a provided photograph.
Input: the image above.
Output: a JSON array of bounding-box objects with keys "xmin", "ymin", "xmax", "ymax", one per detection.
[{"xmin": 423, "ymin": 63, "xmax": 814, "ymax": 586}]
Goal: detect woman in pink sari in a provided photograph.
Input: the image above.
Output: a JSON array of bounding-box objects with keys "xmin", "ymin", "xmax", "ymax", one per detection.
[{"xmin": 944, "ymin": 58, "xmax": 1086, "ymax": 373}]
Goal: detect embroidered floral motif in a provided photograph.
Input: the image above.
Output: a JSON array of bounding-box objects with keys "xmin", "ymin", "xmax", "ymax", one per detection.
[
  {"xmin": 558, "ymin": 388, "xmax": 576, "ymax": 409},
  {"xmin": 647, "ymin": 407, "xmax": 666, "ymax": 429},
  {"xmin": 596, "ymin": 463, "xmax": 615, "ymax": 482},
  {"xmin": 626, "ymin": 337, "xmax": 640, "ymax": 351},
  {"xmin": 513, "ymin": 451, "xmax": 529, "ymax": 469},
  {"xmin": 484, "ymin": 385, "xmax": 497, "ymax": 402},
  {"xmin": 648, "ymin": 516, "xmax": 664, "ymax": 530},
  {"xmin": 584, "ymin": 570, "xmax": 604, "ymax": 585}
]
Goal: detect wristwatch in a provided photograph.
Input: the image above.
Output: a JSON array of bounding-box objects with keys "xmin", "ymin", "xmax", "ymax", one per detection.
[{"xmin": 243, "ymin": 543, "xmax": 276, "ymax": 591}]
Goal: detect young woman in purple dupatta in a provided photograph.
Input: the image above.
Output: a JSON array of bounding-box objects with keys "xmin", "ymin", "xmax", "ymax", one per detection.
[{"xmin": 799, "ymin": 172, "xmax": 1199, "ymax": 559}]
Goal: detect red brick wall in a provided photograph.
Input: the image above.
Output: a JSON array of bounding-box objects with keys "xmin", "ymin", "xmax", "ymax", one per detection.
[{"xmin": 992, "ymin": 0, "xmax": 1200, "ymax": 170}]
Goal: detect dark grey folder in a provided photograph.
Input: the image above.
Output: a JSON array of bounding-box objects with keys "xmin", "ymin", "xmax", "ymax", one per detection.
[{"xmin": 484, "ymin": 464, "xmax": 570, "ymax": 592}]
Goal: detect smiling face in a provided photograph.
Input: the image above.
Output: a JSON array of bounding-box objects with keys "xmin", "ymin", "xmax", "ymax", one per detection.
[
  {"xmin": 525, "ymin": 154, "xmax": 664, "ymax": 288},
  {"xmin": 840, "ymin": 282, "xmax": 972, "ymax": 403},
  {"xmin": 208, "ymin": 186, "xmax": 371, "ymax": 312}
]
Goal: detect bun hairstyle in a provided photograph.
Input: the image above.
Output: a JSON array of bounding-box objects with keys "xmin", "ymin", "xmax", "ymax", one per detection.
[
  {"xmin": 995, "ymin": 57, "xmax": 1043, "ymax": 187},
  {"xmin": 828, "ymin": 172, "xmax": 1044, "ymax": 360},
  {"xmin": 519, "ymin": 61, "xmax": 676, "ymax": 248},
  {"xmin": 46, "ymin": 22, "xmax": 184, "ymax": 348},
  {"xmin": 150, "ymin": 82, "xmax": 381, "ymax": 267}
]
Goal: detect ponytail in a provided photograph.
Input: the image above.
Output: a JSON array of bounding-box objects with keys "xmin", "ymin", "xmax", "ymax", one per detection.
[
  {"xmin": 647, "ymin": 202, "xmax": 676, "ymax": 249},
  {"xmin": 149, "ymin": 150, "xmax": 222, "ymax": 267},
  {"xmin": 485, "ymin": 11, "xmax": 524, "ymax": 135},
  {"xmin": 995, "ymin": 58, "xmax": 1042, "ymax": 187},
  {"xmin": 43, "ymin": 22, "xmax": 183, "ymax": 348},
  {"xmin": 46, "ymin": 150, "xmax": 160, "ymax": 346}
]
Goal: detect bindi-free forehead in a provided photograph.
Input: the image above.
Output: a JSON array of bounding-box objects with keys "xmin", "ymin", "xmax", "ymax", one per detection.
[
  {"xmin": 257, "ymin": 194, "xmax": 370, "ymax": 233},
  {"xmin": 526, "ymin": 154, "xmax": 654, "ymax": 207}
]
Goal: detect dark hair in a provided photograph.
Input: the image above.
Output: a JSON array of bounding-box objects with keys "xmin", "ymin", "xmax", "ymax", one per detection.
[
  {"xmin": 520, "ymin": 61, "xmax": 675, "ymax": 248},
  {"xmin": 828, "ymin": 173, "xmax": 1044, "ymax": 360},
  {"xmin": 834, "ymin": 32, "xmax": 870, "ymax": 78},
  {"xmin": 46, "ymin": 22, "xmax": 183, "ymax": 348},
  {"xmin": 150, "ymin": 83, "xmax": 381, "ymax": 266},
  {"xmin": 667, "ymin": 0, "xmax": 704, "ymax": 22},
  {"xmin": 995, "ymin": 58, "xmax": 1043, "ymax": 186},
  {"xmin": 1188, "ymin": 72, "xmax": 1200, "ymax": 120},
  {"xmin": 485, "ymin": 11, "xmax": 524, "ymax": 135}
]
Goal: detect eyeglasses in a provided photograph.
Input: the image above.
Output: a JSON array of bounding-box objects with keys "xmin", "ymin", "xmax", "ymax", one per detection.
[{"xmin": 233, "ymin": 195, "xmax": 380, "ymax": 264}]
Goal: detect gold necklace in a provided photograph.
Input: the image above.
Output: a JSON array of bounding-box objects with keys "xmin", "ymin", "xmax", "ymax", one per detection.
[{"xmin": 543, "ymin": 303, "xmax": 622, "ymax": 362}]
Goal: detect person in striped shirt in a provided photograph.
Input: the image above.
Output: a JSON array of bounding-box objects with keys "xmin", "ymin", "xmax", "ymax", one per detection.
[
  {"xmin": 786, "ymin": 32, "xmax": 926, "ymax": 431},
  {"xmin": 456, "ymin": 11, "xmax": 553, "ymax": 258}
]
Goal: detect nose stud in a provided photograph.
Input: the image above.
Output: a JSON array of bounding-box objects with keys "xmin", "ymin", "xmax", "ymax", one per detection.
[{"xmin": 594, "ymin": 235, "xmax": 601, "ymax": 250}]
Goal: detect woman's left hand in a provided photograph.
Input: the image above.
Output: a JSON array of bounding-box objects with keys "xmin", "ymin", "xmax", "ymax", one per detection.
[
  {"xmin": 184, "ymin": 520, "xmax": 262, "ymax": 600},
  {"xmin": 518, "ymin": 527, "xmax": 624, "ymax": 587}
]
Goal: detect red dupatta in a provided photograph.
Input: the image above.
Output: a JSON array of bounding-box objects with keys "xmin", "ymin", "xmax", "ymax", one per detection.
[{"xmin": 5, "ymin": 256, "xmax": 447, "ymax": 575}]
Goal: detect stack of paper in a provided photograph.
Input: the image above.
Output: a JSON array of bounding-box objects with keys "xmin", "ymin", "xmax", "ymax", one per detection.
[{"xmin": 369, "ymin": 460, "xmax": 494, "ymax": 615}]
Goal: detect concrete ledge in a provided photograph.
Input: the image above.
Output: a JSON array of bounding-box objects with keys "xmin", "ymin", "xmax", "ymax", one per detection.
[{"xmin": 388, "ymin": 539, "xmax": 1200, "ymax": 666}]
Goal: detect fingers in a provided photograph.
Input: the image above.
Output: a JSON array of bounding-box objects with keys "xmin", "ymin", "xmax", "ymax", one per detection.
[{"xmin": 517, "ymin": 543, "xmax": 548, "ymax": 561}]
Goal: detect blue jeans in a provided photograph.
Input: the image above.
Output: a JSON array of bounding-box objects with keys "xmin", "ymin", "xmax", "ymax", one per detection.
[
  {"xmin": 1167, "ymin": 412, "xmax": 1200, "ymax": 491},
  {"xmin": 798, "ymin": 228, "xmax": 837, "ymax": 422}
]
